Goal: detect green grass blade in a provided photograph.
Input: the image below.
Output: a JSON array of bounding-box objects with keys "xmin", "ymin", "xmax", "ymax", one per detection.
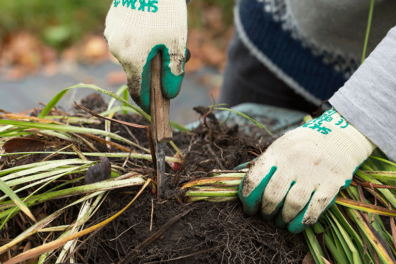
[
  {"xmin": 0, "ymin": 125, "xmax": 15, "ymax": 133},
  {"xmin": 361, "ymin": 0, "xmax": 375, "ymax": 64},
  {"xmin": 169, "ymin": 121, "xmax": 189, "ymax": 132},
  {"xmin": 2, "ymin": 175, "xmax": 68, "ymax": 202},
  {"xmin": 44, "ymin": 116, "xmax": 101, "ymax": 125},
  {"xmin": 186, "ymin": 189, "xmax": 237, "ymax": 197},
  {"xmin": 5, "ymin": 167, "xmax": 84, "ymax": 187},
  {"xmin": 108, "ymin": 85, "xmax": 128, "ymax": 114},
  {"xmin": 356, "ymin": 170, "xmax": 396, "ymax": 209},
  {"xmin": 0, "ymin": 177, "xmax": 146, "ymax": 218},
  {"xmin": 206, "ymin": 197, "xmax": 238, "ymax": 202},
  {"xmin": 363, "ymin": 171, "xmax": 396, "ymax": 181},
  {"xmin": 0, "ymin": 132, "xmax": 35, "ymax": 138},
  {"xmin": 370, "ymin": 156, "xmax": 396, "ymax": 168},
  {"xmin": 0, "ymin": 159, "xmax": 83, "ymax": 177},
  {"xmin": 0, "ymin": 119, "xmax": 149, "ymax": 153},
  {"xmin": 0, "ymin": 127, "xmax": 26, "ymax": 137},
  {"xmin": 371, "ymin": 150, "xmax": 396, "ymax": 171},
  {"xmin": 37, "ymin": 89, "xmax": 68, "ymax": 118},
  {"xmin": 366, "ymin": 158, "xmax": 379, "ymax": 171},
  {"xmin": 40, "ymin": 130, "xmax": 79, "ymax": 142},
  {"xmin": 1, "ymin": 159, "xmax": 90, "ymax": 181},
  {"xmin": 345, "ymin": 186, "xmax": 395, "ymax": 247},
  {"xmin": 377, "ymin": 216, "xmax": 396, "ymax": 248},
  {"xmin": 0, "ymin": 178, "xmax": 36, "ymax": 223},
  {"xmin": 34, "ymin": 83, "xmax": 189, "ymax": 132},
  {"xmin": 371, "ymin": 214, "xmax": 392, "ymax": 250},
  {"xmin": 0, "ymin": 191, "xmax": 105, "ymax": 256},
  {"xmin": 304, "ymin": 227, "xmax": 325, "ymax": 264},
  {"xmin": 347, "ymin": 208, "xmax": 395, "ymax": 264},
  {"xmin": 328, "ymin": 207, "xmax": 367, "ymax": 263},
  {"xmin": 213, "ymin": 173, "xmax": 245, "ymax": 178},
  {"xmin": 37, "ymin": 83, "xmax": 149, "ymax": 120},
  {"xmin": 324, "ymin": 232, "xmax": 349, "ymax": 264},
  {"xmin": 360, "ymin": 163, "xmax": 396, "ymax": 196},
  {"xmin": 327, "ymin": 220, "xmax": 354, "ymax": 263},
  {"xmin": 105, "ymin": 85, "xmax": 128, "ymax": 139},
  {"xmin": 304, "ymin": 115, "xmax": 313, "ymax": 123},
  {"xmin": 208, "ymin": 103, "xmax": 228, "ymax": 108},
  {"xmin": 0, "ymin": 164, "xmax": 91, "ymax": 230},
  {"xmin": 122, "ymin": 86, "xmax": 129, "ymax": 115},
  {"xmin": 0, "ymin": 151, "xmax": 182, "ymax": 163}
]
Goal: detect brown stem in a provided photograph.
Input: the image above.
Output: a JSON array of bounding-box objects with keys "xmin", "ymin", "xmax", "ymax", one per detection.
[{"xmin": 74, "ymin": 102, "xmax": 157, "ymax": 171}]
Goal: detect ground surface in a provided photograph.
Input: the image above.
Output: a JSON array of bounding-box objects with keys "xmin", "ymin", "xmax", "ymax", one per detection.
[
  {"xmin": 72, "ymin": 94, "xmax": 305, "ymax": 264},
  {"xmin": 0, "ymin": 93, "xmax": 305, "ymax": 263}
]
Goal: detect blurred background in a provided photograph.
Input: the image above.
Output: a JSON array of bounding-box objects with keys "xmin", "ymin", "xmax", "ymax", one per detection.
[{"xmin": 0, "ymin": 0, "xmax": 234, "ymax": 124}]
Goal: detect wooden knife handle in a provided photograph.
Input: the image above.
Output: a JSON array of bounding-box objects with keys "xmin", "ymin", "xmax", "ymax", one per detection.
[{"xmin": 150, "ymin": 53, "xmax": 173, "ymax": 143}]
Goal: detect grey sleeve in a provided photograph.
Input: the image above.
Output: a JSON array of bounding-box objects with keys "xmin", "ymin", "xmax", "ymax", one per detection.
[{"xmin": 329, "ymin": 26, "xmax": 396, "ymax": 162}]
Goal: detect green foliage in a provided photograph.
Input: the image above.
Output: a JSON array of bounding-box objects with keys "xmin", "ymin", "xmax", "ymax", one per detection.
[
  {"xmin": 188, "ymin": 0, "xmax": 234, "ymax": 29},
  {"xmin": 0, "ymin": 0, "xmax": 234, "ymax": 48},
  {"xmin": 0, "ymin": 0, "xmax": 111, "ymax": 48}
]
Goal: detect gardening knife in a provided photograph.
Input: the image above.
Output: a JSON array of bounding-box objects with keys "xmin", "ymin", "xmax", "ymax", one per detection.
[{"xmin": 150, "ymin": 53, "xmax": 173, "ymax": 200}]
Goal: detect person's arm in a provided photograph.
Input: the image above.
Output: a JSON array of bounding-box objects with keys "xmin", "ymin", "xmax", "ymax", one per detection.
[
  {"xmin": 238, "ymin": 26, "xmax": 396, "ymax": 234},
  {"xmin": 330, "ymin": 25, "xmax": 396, "ymax": 162}
]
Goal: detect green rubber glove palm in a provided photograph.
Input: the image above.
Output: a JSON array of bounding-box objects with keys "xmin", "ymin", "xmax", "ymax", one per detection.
[
  {"xmin": 238, "ymin": 109, "xmax": 376, "ymax": 234},
  {"xmin": 104, "ymin": 0, "xmax": 188, "ymax": 113}
]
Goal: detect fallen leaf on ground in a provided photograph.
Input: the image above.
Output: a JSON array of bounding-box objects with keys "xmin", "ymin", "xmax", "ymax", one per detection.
[
  {"xmin": 2, "ymin": 137, "xmax": 45, "ymax": 165},
  {"xmin": 3, "ymin": 137, "xmax": 45, "ymax": 154}
]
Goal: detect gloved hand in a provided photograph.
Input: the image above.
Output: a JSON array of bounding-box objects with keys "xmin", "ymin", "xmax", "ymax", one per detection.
[
  {"xmin": 238, "ymin": 109, "xmax": 376, "ymax": 234},
  {"xmin": 104, "ymin": 0, "xmax": 188, "ymax": 114}
]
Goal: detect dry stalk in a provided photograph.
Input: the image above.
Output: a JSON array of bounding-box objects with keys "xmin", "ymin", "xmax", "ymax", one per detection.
[{"xmin": 74, "ymin": 102, "xmax": 157, "ymax": 170}]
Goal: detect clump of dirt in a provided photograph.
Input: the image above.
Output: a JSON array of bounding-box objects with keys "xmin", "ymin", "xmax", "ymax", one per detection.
[
  {"xmin": 79, "ymin": 93, "xmax": 109, "ymax": 114},
  {"xmin": 71, "ymin": 93, "xmax": 305, "ymax": 264}
]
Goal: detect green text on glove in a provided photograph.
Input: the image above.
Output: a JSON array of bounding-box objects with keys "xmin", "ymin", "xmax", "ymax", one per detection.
[
  {"xmin": 303, "ymin": 109, "xmax": 349, "ymax": 135},
  {"xmin": 114, "ymin": 0, "xmax": 159, "ymax": 13}
]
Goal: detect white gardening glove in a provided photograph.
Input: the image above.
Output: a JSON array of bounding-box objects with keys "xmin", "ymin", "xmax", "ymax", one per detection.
[
  {"xmin": 104, "ymin": 0, "xmax": 188, "ymax": 114},
  {"xmin": 238, "ymin": 109, "xmax": 376, "ymax": 234}
]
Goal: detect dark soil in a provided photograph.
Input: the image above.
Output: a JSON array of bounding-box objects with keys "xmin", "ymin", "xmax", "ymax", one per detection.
[
  {"xmin": 73, "ymin": 94, "xmax": 305, "ymax": 264},
  {"xmin": 4, "ymin": 93, "xmax": 305, "ymax": 264}
]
